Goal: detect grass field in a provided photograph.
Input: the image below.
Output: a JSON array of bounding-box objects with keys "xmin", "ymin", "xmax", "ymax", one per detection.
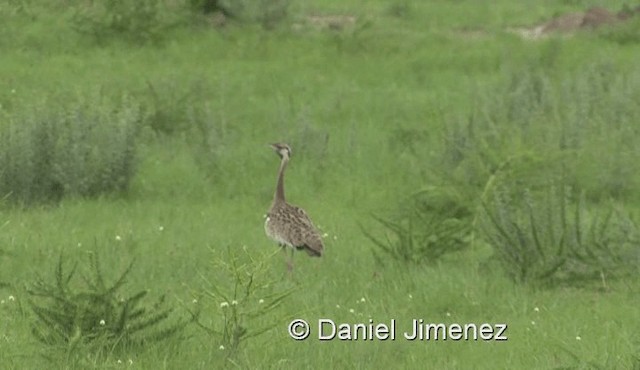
[{"xmin": 1, "ymin": 0, "xmax": 640, "ymax": 368}]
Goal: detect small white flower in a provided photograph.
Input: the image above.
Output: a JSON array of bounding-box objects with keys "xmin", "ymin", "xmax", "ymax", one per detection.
[
  {"xmin": 0, "ymin": 300, "xmax": 5, "ymax": 305},
  {"xmin": 231, "ymin": 300, "xmax": 238, "ymax": 305},
  {"xmin": 115, "ymin": 235, "xmax": 122, "ymax": 241},
  {"xmin": 128, "ymin": 359, "xmax": 133, "ymax": 365},
  {"xmin": 322, "ymin": 233, "xmax": 329, "ymax": 238},
  {"xmin": 446, "ymin": 312, "xmax": 451, "ymax": 317},
  {"xmin": 258, "ymin": 299, "xmax": 264, "ymax": 304},
  {"xmin": 576, "ymin": 336, "xmax": 582, "ymax": 341},
  {"xmin": 534, "ymin": 307, "xmax": 539, "ymax": 312},
  {"xmin": 117, "ymin": 359, "xmax": 122, "ymax": 364},
  {"xmin": 8, "ymin": 295, "xmax": 15, "ymax": 301},
  {"xmin": 100, "ymin": 319, "xmax": 106, "ymax": 326},
  {"xmin": 192, "ymin": 299, "xmax": 198, "ymax": 304},
  {"xmin": 220, "ymin": 302, "xmax": 229, "ymax": 308},
  {"xmin": 531, "ymin": 321, "xmax": 536, "ymax": 326},
  {"xmin": 349, "ymin": 308, "xmax": 355, "ymax": 314},
  {"xmin": 360, "ymin": 297, "xmax": 366, "ymax": 303},
  {"xmin": 219, "ymin": 345, "xmax": 225, "ymax": 350},
  {"xmin": 336, "ymin": 304, "xmax": 341, "ymax": 309},
  {"xmin": 158, "ymin": 226, "xmax": 164, "ymax": 231},
  {"xmin": 77, "ymin": 242, "xmax": 82, "ymax": 247},
  {"xmin": 408, "ymin": 294, "xmax": 413, "ymax": 299}
]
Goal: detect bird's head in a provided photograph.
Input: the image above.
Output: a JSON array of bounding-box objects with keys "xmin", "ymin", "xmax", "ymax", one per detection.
[{"xmin": 270, "ymin": 143, "xmax": 291, "ymax": 160}]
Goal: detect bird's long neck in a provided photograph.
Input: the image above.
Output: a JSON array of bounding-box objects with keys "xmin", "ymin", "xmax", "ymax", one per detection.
[{"xmin": 274, "ymin": 156, "xmax": 289, "ymax": 204}]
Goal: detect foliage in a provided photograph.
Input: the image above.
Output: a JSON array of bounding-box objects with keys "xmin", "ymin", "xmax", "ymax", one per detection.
[
  {"xmin": 70, "ymin": 0, "xmax": 180, "ymax": 44},
  {"xmin": 143, "ymin": 78, "xmax": 211, "ymax": 135},
  {"xmin": 186, "ymin": 103, "xmax": 236, "ymax": 181},
  {"xmin": 440, "ymin": 64, "xmax": 640, "ymax": 202},
  {"xmin": 599, "ymin": 12, "xmax": 640, "ymax": 45},
  {"xmin": 363, "ymin": 186, "xmax": 472, "ymax": 265},
  {"xmin": 386, "ymin": 0, "xmax": 412, "ymax": 19},
  {"xmin": 480, "ymin": 181, "xmax": 640, "ymax": 285},
  {"xmin": 195, "ymin": 246, "xmax": 296, "ymax": 358},
  {"xmin": 26, "ymin": 253, "xmax": 193, "ymax": 355},
  {"xmin": 185, "ymin": 0, "xmax": 292, "ymax": 29},
  {"xmin": 188, "ymin": 0, "xmax": 232, "ymax": 15},
  {"xmin": 0, "ymin": 92, "xmax": 141, "ymax": 205},
  {"xmin": 2, "ymin": 0, "xmax": 640, "ymax": 367}
]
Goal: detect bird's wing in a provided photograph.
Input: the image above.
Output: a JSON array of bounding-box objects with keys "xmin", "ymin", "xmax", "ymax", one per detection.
[
  {"xmin": 288, "ymin": 204, "xmax": 324, "ymax": 256},
  {"xmin": 290, "ymin": 205, "xmax": 317, "ymax": 228}
]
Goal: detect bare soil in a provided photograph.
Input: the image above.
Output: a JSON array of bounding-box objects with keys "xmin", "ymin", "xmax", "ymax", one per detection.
[{"xmin": 510, "ymin": 4, "xmax": 640, "ymax": 40}]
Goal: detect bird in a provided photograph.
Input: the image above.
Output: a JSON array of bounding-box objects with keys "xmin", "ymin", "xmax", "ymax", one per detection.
[{"xmin": 264, "ymin": 143, "xmax": 324, "ymax": 272}]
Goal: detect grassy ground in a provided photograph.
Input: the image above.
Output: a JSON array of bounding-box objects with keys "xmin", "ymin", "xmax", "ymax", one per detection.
[{"xmin": 1, "ymin": 0, "xmax": 639, "ymax": 368}]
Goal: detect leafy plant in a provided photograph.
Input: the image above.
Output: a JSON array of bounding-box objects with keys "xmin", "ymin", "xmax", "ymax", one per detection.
[
  {"xmin": 206, "ymin": 0, "xmax": 292, "ymax": 29},
  {"xmin": 195, "ymin": 246, "xmax": 296, "ymax": 358},
  {"xmin": 480, "ymin": 181, "xmax": 639, "ymax": 286},
  {"xmin": 599, "ymin": 13, "xmax": 640, "ymax": 45},
  {"xmin": 71, "ymin": 0, "xmax": 179, "ymax": 44},
  {"xmin": 0, "ymin": 92, "xmax": 141, "ymax": 205},
  {"xmin": 144, "ymin": 78, "xmax": 210, "ymax": 135},
  {"xmin": 362, "ymin": 186, "xmax": 472, "ymax": 265},
  {"xmin": 439, "ymin": 64, "xmax": 640, "ymax": 202},
  {"xmin": 27, "ymin": 253, "xmax": 193, "ymax": 354}
]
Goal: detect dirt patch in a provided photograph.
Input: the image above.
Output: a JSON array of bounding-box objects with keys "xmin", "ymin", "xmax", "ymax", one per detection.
[{"xmin": 511, "ymin": 4, "xmax": 640, "ymax": 40}]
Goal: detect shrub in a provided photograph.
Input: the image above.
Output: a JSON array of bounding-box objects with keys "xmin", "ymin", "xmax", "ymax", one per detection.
[
  {"xmin": 362, "ymin": 186, "xmax": 472, "ymax": 266},
  {"xmin": 479, "ymin": 179, "xmax": 639, "ymax": 286},
  {"xmin": 0, "ymin": 92, "xmax": 141, "ymax": 205},
  {"xmin": 440, "ymin": 64, "xmax": 640, "ymax": 202},
  {"xmin": 27, "ymin": 253, "xmax": 193, "ymax": 355},
  {"xmin": 144, "ymin": 78, "xmax": 210, "ymax": 135},
  {"xmin": 194, "ymin": 246, "xmax": 296, "ymax": 358},
  {"xmin": 203, "ymin": 0, "xmax": 291, "ymax": 29},
  {"xmin": 599, "ymin": 14, "xmax": 640, "ymax": 45},
  {"xmin": 186, "ymin": 102, "xmax": 236, "ymax": 182},
  {"xmin": 71, "ymin": 0, "xmax": 181, "ymax": 44}
]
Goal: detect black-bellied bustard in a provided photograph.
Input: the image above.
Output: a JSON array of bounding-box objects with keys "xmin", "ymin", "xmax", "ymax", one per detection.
[{"xmin": 264, "ymin": 143, "xmax": 323, "ymax": 272}]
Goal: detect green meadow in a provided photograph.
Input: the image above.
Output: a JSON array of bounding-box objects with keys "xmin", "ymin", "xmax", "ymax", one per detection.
[{"xmin": 1, "ymin": 0, "xmax": 639, "ymax": 368}]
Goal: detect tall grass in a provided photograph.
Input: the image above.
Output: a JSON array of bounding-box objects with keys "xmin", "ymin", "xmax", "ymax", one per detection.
[
  {"xmin": 0, "ymin": 92, "xmax": 141, "ymax": 204},
  {"xmin": 1, "ymin": 0, "xmax": 640, "ymax": 368}
]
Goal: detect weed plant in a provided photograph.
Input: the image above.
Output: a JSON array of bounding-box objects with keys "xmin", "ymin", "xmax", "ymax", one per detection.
[
  {"xmin": 195, "ymin": 246, "xmax": 296, "ymax": 359},
  {"xmin": 27, "ymin": 253, "xmax": 192, "ymax": 357},
  {"xmin": 0, "ymin": 92, "xmax": 141, "ymax": 204}
]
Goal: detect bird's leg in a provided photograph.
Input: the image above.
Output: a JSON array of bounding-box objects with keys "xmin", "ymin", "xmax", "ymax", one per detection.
[
  {"xmin": 287, "ymin": 248, "xmax": 295, "ymax": 273},
  {"xmin": 280, "ymin": 245, "xmax": 293, "ymax": 273}
]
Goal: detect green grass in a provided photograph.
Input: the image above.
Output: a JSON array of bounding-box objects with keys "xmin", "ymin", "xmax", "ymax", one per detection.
[{"xmin": 1, "ymin": 0, "xmax": 640, "ymax": 368}]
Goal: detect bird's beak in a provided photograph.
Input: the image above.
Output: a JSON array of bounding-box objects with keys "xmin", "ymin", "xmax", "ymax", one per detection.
[{"xmin": 269, "ymin": 143, "xmax": 278, "ymax": 150}]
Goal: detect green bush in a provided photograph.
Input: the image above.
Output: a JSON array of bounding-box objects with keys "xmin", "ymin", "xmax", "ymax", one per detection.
[
  {"xmin": 195, "ymin": 246, "xmax": 295, "ymax": 359},
  {"xmin": 363, "ymin": 186, "xmax": 472, "ymax": 266},
  {"xmin": 144, "ymin": 78, "xmax": 211, "ymax": 135},
  {"xmin": 27, "ymin": 253, "xmax": 193, "ymax": 355},
  {"xmin": 0, "ymin": 93, "xmax": 141, "ymax": 205},
  {"xmin": 440, "ymin": 64, "xmax": 640, "ymax": 202},
  {"xmin": 479, "ymin": 180, "xmax": 639, "ymax": 286},
  {"xmin": 200, "ymin": 0, "xmax": 292, "ymax": 29},
  {"xmin": 71, "ymin": 0, "xmax": 181, "ymax": 44},
  {"xmin": 599, "ymin": 14, "xmax": 640, "ymax": 45}
]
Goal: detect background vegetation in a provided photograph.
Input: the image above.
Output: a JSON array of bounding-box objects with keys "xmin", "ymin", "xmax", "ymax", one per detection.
[{"xmin": 1, "ymin": 0, "xmax": 639, "ymax": 368}]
